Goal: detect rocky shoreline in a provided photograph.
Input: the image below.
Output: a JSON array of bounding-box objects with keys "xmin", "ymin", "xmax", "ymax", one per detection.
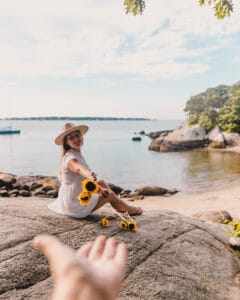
[
  {"xmin": 0, "ymin": 173, "xmax": 178, "ymax": 199},
  {"xmin": 148, "ymin": 124, "xmax": 240, "ymax": 152},
  {"xmin": 0, "ymin": 173, "xmax": 60, "ymax": 198}
]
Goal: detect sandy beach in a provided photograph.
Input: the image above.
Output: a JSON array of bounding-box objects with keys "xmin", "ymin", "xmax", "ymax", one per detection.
[{"xmin": 136, "ymin": 181, "xmax": 240, "ymax": 220}]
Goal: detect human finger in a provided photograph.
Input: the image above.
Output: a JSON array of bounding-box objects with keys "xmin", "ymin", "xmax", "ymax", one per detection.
[
  {"xmin": 102, "ymin": 237, "xmax": 117, "ymax": 259},
  {"xmin": 33, "ymin": 234, "xmax": 75, "ymax": 278},
  {"xmin": 102, "ymin": 190, "xmax": 110, "ymax": 197},
  {"xmin": 91, "ymin": 172, "xmax": 97, "ymax": 181},
  {"xmin": 97, "ymin": 179, "xmax": 108, "ymax": 188},
  {"xmin": 76, "ymin": 241, "xmax": 93, "ymax": 259},
  {"xmin": 33, "ymin": 234, "xmax": 73, "ymax": 258},
  {"xmin": 88, "ymin": 235, "xmax": 106, "ymax": 260},
  {"xmin": 114, "ymin": 242, "xmax": 128, "ymax": 271}
]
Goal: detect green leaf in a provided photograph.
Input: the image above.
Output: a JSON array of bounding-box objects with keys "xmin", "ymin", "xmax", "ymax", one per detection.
[
  {"xmin": 198, "ymin": 0, "xmax": 234, "ymax": 19},
  {"xmin": 124, "ymin": 0, "xmax": 146, "ymax": 15}
]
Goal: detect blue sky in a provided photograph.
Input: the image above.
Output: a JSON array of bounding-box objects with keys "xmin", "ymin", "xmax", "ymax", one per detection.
[{"xmin": 1, "ymin": 0, "xmax": 240, "ymax": 119}]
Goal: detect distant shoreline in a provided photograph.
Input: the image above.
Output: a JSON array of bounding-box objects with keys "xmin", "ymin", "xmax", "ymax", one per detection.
[{"xmin": 0, "ymin": 116, "xmax": 150, "ymax": 121}]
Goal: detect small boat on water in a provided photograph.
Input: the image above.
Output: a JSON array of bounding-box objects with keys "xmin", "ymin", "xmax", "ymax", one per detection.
[
  {"xmin": 132, "ymin": 136, "xmax": 142, "ymax": 141},
  {"xmin": 0, "ymin": 126, "xmax": 21, "ymax": 135}
]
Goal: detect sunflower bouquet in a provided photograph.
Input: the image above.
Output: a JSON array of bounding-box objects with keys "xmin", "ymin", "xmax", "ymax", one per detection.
[
  {"xmin": 115, "ymin": 211, "xmax": 138, "ymax": 232},
  {"xmin": 77, "ymin": 178, "xmax": 99, "ymax": 206},
  {"xmin": 98, "ymin": 212, "xmax": 137, "ymax": 232}
]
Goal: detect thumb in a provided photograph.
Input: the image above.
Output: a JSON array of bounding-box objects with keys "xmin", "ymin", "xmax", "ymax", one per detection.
[
  {"xmin": 33, "ymin": 234, "xmax": 75, "ymax": 278},
  {"xmin": 33, "ymin": 233, "xmax": 63, "ymax": 257}
]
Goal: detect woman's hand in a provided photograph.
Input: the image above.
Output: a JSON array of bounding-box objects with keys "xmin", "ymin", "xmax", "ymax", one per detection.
[{"xmin": 91, "ymin": 172, "xmax": 98, "ymax": 181}]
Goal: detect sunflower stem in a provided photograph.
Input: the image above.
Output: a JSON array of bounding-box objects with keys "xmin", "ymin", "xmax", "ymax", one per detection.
[
  {"xmin": 124, "ymin": 211, "xmax": 134, "ymax": 221},
  {"xmin": 114, "ymin": 210, "xmax": 128, "ymax": 221}
]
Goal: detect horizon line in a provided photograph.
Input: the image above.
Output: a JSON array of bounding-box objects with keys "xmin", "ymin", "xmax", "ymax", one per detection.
[{"xmin": 1, "ymin": 116, "xmax": 151, "ymax": 120}]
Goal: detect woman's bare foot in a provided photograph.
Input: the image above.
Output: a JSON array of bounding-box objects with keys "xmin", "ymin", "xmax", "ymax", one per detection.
[
  {"xmin": 33, "ymin": 234, "xmax": 128, "ymax": 300},
  {"xmin": 93, "ymin": 189, "xmax": 143, "ymax": 216},
  {"xmin": 118, "ymin": 206, "xmax": 143, "ymax": 216}
]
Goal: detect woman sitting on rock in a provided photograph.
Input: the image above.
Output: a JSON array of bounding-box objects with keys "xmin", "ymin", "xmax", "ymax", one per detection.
[{"xmin": 48, "ymin": 123, "xmax": 142, "ymax": 218}]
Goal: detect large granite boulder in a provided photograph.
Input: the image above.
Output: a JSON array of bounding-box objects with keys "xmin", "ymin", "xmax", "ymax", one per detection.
[
  {"xmin": 147, "ymin": 130, "xmax": 173, "ymax": 139},
  {"xmin": 193, "ymin": 210, "xmax": 233, "ymax": 224},
  {"xmin": 149, "ymin": 124, "xmax": 208, "ymax": 152},
  {"xmin": 208, "ymin": 126, "xmax": 225, "ymax": 149},
  {"xmin": 107, "ymin": 183, "xmax": 124, "ymax": 195},
  {"xmin": 0, "ymin": 173, "xmax": 16, "ymax": 188},
  {"xmin": 134, "ymin": 186, "xmax": 178, "ymax": 196},
  {"xmin": 223, "ymin": 132, "xmax": 240, "ymax": 147},
  {"xmin": 0, "ymin": 197, "xmax": 240, "ymax": 299}
]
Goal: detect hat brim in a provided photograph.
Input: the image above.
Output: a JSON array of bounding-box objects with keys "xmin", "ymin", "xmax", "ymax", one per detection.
[{"xmin": 55, "ymin": 125, "xmax": 89, "ymax": 145}]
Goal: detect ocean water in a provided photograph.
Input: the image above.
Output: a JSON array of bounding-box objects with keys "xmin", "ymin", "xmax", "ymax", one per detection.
[{"xmin": 1, "ymin": 119, "xmax": 240, "ymax": 192}]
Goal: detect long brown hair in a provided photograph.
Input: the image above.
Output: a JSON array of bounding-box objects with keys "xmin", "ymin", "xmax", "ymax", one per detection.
[
  {"xmin": 58, "ymin": 136, "xmax": 71, "ymax": 181},
  {"xmin": 58, "ymin": 130, "xmax": 82, "ymax": 180}
]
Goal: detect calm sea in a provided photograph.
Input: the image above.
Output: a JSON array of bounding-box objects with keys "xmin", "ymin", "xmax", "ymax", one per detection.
[{"xmin": 1, "ymin": 119, "xmax": 240, "ymax": 192}]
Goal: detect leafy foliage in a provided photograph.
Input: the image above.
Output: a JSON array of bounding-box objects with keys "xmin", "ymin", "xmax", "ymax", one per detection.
[
  {"xmin": 124, "ymin": 0, "xmax": 146, "ymax": 15},
  {"xmin": 185, "ymin": 82, "xmax": 240, "ymax": 132},
  {"xmin": 217, "ymin": 85, "xmax": 240, "ymax": 132},
  {"xmin": 124, "ymin": 0, "xmax": 234, "ymax": 19},
  {"xmin": 199, "ymin": 0, "xmax": 234, "ymax": 19},
  {"xmin": 198, "ymin": 109, "xmax": 218, "ymax": 130}
]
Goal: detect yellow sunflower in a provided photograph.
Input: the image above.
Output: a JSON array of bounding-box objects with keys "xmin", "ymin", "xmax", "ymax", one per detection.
[
  {"xmin": 77, "ymin": 192, "xmax": 91, "ymax": 206},
  {"xmin": 120, "ymin": 220, "xmax": 128, "ymax": 231},
  {"xmin": 127, "ymin": 221, "xmax": 138, "ymax": 232},
  {"xmin": 100, "ymin": 218, "xmax": 109, "ymax": 228},
  {"xmin": 82, "ymin": 178, "xmax": 99, "ymax": 195}
]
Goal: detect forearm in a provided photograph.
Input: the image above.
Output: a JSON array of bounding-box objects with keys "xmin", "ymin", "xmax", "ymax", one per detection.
[
  {"xmin": 67, "ymin": 159, "xmax": 93, "ymax": 179},
  {"xmin": 76, "ymin": 166, "xmax": 92, "ymax": 179}
]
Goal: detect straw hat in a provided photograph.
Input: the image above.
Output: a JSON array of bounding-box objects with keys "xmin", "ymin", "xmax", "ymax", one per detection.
[{"xmin": 55, "ymin": 123, "xmax": 89, "ymax": 145}]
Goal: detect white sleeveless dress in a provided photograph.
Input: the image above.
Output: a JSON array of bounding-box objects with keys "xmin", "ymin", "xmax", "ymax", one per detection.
[{"xmin": 48, "ymin": 150, "xmax": 99, "ymax": 218}]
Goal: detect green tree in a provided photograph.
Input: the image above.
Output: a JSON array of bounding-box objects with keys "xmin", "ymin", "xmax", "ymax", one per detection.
[
  {"xmin": 184, "ymin": 94, "xmax": 206, "ymax": 125},
  {"xmin": 217, "ymin": 84, "xmax": 240, "ymax": 132},
  {"xmin": 184, "ymin": 85, "xmax": 229, "ymax": 131},
  {"xmin": 198, "ymin": 109, "xmax": 218, "ymax": 131},
  {"xmin": 185, "ymin": 82, "xmax": 240, "ymax": 133},
  {"xmin": 124, "ymin": 0, "xmax": 234, "ymax": 19}
]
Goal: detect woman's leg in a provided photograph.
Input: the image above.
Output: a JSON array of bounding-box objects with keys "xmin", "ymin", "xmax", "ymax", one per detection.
[{"xmin": 93, "ymin": 180, "xmax": 142, "ymax": 215}]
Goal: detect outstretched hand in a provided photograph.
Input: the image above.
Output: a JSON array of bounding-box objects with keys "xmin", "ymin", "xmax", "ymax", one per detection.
[
  {"xmin": 91, "ymin": 172, "xmax": 98, "ymax": 181},
  {"xmin": 33, "ymin": 234, "xmax": 128, "ymax": 300}
]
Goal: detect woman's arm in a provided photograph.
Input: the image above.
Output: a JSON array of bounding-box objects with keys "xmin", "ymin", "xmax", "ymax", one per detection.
[
  {"xmin": 67, "ymin": 159, "xmax": 111, "ymax": 197},
  {"xmin": 68, "ymin": 159, "xmax": 109, "ymax": 197},
  {"xmin": 67, "ymin": 159, "xmax": 93, "ymax": 178}
]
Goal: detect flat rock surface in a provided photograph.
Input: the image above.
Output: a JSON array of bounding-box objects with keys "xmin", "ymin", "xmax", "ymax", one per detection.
[{"xmin": 0, "ymin": 197, "xmax": 240, "ymax": 299}]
